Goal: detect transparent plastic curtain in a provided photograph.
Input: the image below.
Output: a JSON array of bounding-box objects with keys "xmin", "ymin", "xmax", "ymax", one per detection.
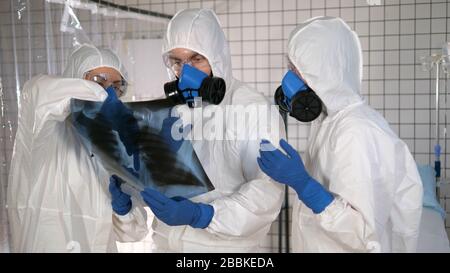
[
  {"xmin": 0, "ymin": 0, "xmax": 39, "ymax": 253},
  {"xmin": 0, "ymin": 0, "xmax": 168, "ymax": 253}
]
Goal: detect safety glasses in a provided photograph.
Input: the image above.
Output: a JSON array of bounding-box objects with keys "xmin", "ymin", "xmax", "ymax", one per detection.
[
  {"xmin": 166, "ymin": 53, "xmax": 209, "ymax": 75},
  {"xmin": 85, "ymin": 72, "xmax": 128, "ymax": 97}
]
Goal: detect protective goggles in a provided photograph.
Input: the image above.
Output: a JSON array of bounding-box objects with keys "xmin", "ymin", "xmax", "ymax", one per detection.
[
  {"xmin": 85, "ymin": 72, "xmax": 128, "ymax": 97},
  {"xmin": 165, "ymin": 53, "xmax": 209, "ymax": 74}
]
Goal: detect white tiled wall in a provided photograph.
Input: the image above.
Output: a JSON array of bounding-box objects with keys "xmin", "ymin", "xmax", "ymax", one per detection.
[{"xmin": 1, "ymin": 0, "xmax": 449, "ymax": 252}]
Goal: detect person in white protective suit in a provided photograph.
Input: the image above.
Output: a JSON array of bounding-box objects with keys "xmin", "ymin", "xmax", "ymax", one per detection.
[
  {"xmin": 7, "ymin": 44, "xmax": 148, "ymax": 252},
  {"xmin": 257, "ymin": 17, "xmax": 423, "ymax": 252},
  {"xmin": 139, "ymin": 8, "xmax": 286, "ymax": 252}
]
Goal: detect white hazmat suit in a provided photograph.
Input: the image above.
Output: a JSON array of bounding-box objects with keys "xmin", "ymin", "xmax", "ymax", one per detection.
[
  {"xmin": 151, "ymin": 8, "xmax": 285, "ymax": 252},
  {"xmin": 288, "ymin": 17, "xmax": 423, "ymax": 252},
  {"xmin": 7, "ymin": 44, "xmax": 148, "ymax": 252}
]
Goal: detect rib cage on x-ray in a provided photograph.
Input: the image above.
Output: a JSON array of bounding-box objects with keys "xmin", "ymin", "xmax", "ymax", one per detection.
[{"xmin": 69, "ymin": 98, "xmax": 214, "ymax": 199}]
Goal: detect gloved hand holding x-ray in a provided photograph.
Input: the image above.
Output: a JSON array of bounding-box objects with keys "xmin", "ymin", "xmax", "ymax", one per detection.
[
  {"xmin": 141, "ymin": 188, "xmax": 214, "ymax": 228},
  {"xmin": 258, "ymin": 139, "xmax": 334, "ymax": 214},
  {"xmin": 159, "ymin": 116, "xmax": 192, "ymax": 153},
  {"xmin": 97, "ymin": 86, "xmax": 141, "ymax": 170},
  {"xmin": 69, "ymin": 95, "xmax": 214, "ymax": 200}
]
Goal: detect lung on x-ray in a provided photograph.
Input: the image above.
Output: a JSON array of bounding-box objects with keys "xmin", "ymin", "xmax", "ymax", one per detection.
[{"xmin": 69, "ymin": 98, "xmax": 214, "ymax": 199}]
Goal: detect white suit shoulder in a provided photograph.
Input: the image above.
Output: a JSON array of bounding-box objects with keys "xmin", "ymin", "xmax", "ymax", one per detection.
[
  {"xmin": 329, "ymin": 105, "xmax": 398, "ymax": 150},
  {"xmin": 228, "ymin": 80, "xmax": 270, "ymax": 107}
]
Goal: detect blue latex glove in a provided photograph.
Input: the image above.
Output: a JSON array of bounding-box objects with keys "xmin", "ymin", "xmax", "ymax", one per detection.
[
  {"xmin": 124, "ymin": 166, "xmax": 139, "ymax": 179},
  {"xmin": 257, "ymin": 139, "xmax": 334, "ymax": 214},
  {"xmin": 98, "ymin": 86, "xmax": 140, "ymax": 170},
  {"xmin": 109, "ymin": 175, "xmax": 132, "ymax": 216},
  {"xmin": 159, "ymin": 116, "xmax": 192, "ymax": 153},
  {"xmin": 140, "ymin": 188, "xmax": 214, "ymax": 229}
]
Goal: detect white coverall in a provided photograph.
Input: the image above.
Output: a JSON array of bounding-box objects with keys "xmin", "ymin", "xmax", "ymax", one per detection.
[
  {"xmin": 7, "ymin": 45, "xmax": 148, "ymax": 252},
  {"xmin": 151, "ymin": 8, "xmax": 285, "ymax": 252},
  {"xmin": 287, "ymin": 17, "xmax": 423, "ymax": 252}
]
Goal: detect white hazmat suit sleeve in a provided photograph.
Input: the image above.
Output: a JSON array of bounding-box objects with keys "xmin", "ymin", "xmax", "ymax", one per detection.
[
  {"xmin": 206, "ymin": 100, "xmax": 285, "ymax": 238},
  {"xmin": 312, "ymin": 119, "xmax": 422, "ymax": 252},
  {"xmin": 112, "ymin": 199, "xmax": 148, "ymax": 242},
  {"xmin": 30, "ymin": 74, "xmax": 107, "ymax": 135}
]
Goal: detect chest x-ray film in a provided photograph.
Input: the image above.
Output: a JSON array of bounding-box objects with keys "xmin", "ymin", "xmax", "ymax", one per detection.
[{"xmin": 69, "ymin": 98, "xmax": 214, "ymax": 199}]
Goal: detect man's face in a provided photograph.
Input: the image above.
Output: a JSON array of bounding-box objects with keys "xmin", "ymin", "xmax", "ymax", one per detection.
[
  {"xmin": 167, "ymin": 48, "xmax": 212, "ymax": 78},
  {"xmin": 84, "ymin": 67, "xmax": 126, "ymax": 97}
]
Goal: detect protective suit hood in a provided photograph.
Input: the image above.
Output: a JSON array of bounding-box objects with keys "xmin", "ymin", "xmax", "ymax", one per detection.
[
  {"xmin": 63, "ymin": 44, "xmax": 128, "ymax": 81},
  {"xmin": 287, "ymin": 16, "xmax": 363, "ymax": 116},
  {"xmin": 162, "ymin": 8, "xmax": 233, "ymax": 105}
]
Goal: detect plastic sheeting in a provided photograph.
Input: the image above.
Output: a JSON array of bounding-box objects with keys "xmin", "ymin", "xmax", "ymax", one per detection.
[{"xmin": 0, "ymin": 0, "xmax": 169, "ymax": 253}]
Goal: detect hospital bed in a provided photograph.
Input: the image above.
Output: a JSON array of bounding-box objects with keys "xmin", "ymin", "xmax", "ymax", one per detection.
[
  {"xmin": 417, "ymin": 207, "xmax": 450, "ymax": 252},
  {"xmin": 416, "ymin": 165, "xmax": 450, "ymax": 253}
]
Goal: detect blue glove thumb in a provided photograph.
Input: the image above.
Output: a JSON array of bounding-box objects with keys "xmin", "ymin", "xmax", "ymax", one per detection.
[
  {"xmin": 109, "ymin": 175, "xmax": 132, "ymax": 215},
  {"xmin": 279, "ymin": 139, "xmax": 301, "ymax": 160},
  {"xmin": 105, "ymin": 85, "xmax": 118, "ymax": 100}
]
